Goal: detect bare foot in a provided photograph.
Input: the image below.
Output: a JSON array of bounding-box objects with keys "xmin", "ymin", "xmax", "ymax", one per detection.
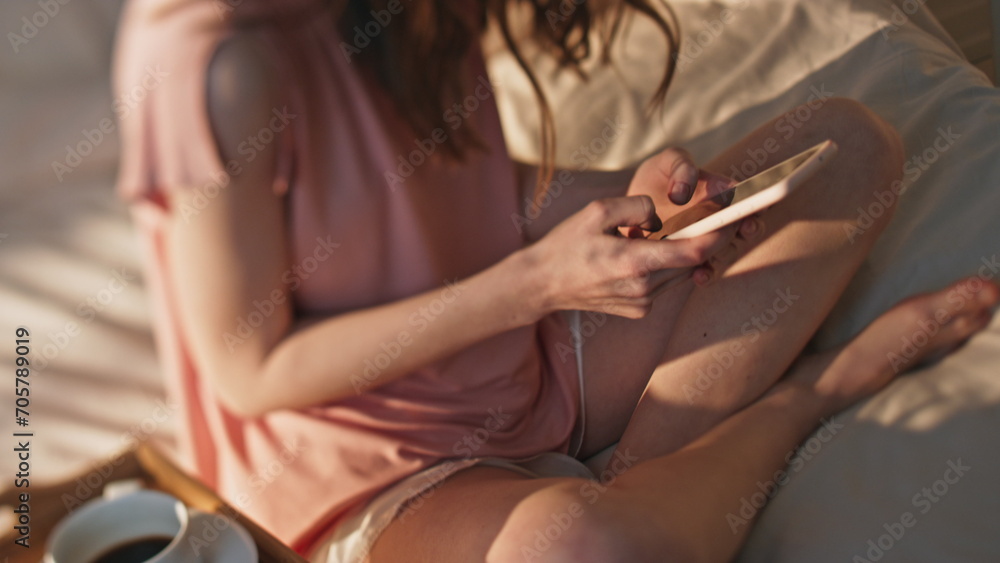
[{"xmin": 808, "ymin": 277, "xmax": 999, "ymax": 410}]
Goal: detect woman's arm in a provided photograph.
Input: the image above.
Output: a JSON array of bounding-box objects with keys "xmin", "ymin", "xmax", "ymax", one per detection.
[
  {"xmin": 167, "ymin": 36, "xmax": 546, "ymax": 417},
  {"xmin": 166, "ymin": 36, "xmax": 733, "ymax": 418}
]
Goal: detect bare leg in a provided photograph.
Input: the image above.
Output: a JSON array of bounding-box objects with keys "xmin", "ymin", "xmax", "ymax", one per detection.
[
  {"xmin": 581, "ymin": 98, "xmax": 907, "ymax": 461},
  {"xmin": 368, "ymin": 280, "xmax": 998, "ymax": 562},
  {"xmin": 365, "ymin": 99, "xmax": 987, "ymax": 563}
]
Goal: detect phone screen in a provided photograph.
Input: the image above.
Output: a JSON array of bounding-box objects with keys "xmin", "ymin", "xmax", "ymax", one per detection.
[
  {"xmin": 657, "ymin": 188, "xmax": 736, "ymax": 237},
  {"xmin": 653, "ymin": 144, "xmax": 823, "ymax": 238}
]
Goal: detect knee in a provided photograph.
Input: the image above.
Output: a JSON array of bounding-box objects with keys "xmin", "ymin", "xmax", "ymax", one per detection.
[
  {"xmin": 487, "ymin": 481, "xmax": 661, "ymax": 563},
  {"xmin": 789, "ymin": 98, "xmax": 906, "ymax": 235},
  {"xmin": 812, "ymin": 98, "xmax": 905, "ymax": 186}
]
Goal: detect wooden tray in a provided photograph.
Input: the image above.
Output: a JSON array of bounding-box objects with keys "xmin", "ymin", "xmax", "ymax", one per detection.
[
  {"xmin": 136, "ymin": 445, "xmax": 308, "ymax": 562},
  {"xmin": 0, "ymin": 444, "xmax": 308, "ymax": 563}
]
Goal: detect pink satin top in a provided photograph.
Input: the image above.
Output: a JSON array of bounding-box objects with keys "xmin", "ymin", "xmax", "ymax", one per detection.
[{"xmin": 114, "ymin": 0, "xmax": 580, "ymax": 553}]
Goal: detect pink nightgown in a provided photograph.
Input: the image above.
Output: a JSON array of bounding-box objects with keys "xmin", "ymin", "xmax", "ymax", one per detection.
[{"xmin": 114, "ymin": 0, "xmax": 583, "ymax": 555}]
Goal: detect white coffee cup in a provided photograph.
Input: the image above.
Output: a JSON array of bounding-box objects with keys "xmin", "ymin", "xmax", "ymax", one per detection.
[{"xmin": 45, "ymin": 484, "xmax": 249, "ymax": 563}]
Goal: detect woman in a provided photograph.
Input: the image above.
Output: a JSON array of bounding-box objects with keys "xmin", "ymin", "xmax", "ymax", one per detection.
[{"xmin": 113, "ymin": 0, "xmax": 998, "ymax": 561}]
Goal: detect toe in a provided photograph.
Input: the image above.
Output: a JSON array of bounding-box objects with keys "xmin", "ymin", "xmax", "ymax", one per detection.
[{"xmin": 978, "ymin": 281, "xmax": 1000, "ymax": 306}]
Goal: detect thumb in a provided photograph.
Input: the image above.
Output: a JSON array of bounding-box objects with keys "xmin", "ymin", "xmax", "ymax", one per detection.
[
  {"xmin": 592, "ymin": 196, "xmax": 662, "ymax": 234},
  {"xmin": 633, "ymin": 147, "xmax": 699, "ymax": 205}
]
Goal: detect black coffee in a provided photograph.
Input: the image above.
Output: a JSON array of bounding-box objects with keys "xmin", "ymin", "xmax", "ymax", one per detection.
[{"xmin": 89, "ymin": 536, "xmax": 173, "ymax": 563}]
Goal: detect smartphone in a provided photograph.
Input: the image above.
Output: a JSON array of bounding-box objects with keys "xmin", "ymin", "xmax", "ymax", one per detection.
[{"xmin": 647, "ymin": 140, "xmax": 838, "ymax": 240}]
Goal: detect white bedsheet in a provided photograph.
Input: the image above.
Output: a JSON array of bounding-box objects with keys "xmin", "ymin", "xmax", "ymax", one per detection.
[
  {"xmin": 1, "ymin": 0, "xmax": 998, "ymax": 560},
  {"xmin": 0, "ymin": 0, "xmax": 172, "ymax": 480},
  {"xmin": 489, "ymin": 0, "xmax": 1000, "ymax": 560}
]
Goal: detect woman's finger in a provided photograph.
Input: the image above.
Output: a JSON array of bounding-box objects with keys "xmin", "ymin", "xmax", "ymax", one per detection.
[
  {"xmin": 709, "ymin": 243, "xmax": 734, "ymax": 267},
  {"xmin": 590, "ymin": 196, "xmax": 662, "ymax": 234},
  {"xmin": 673, "ymin": 221, "xmax": 741, "ymax": 262},
  {"xmin": 648, "ymin": 266, "xmax": 696, "ymax": 297},
  {"xmin": 624, "ymin": 226, "xmax": 732, "ymax": 276},
  {"xmin": 633, "ymin": 147, "xmax": 699, "ymax": 205},
  {"xmin": 700, "ymin": 169, "xmax": 738, "ymax": 198},
  {"xmin": 588, "ymin": 297, "xmax": 650, "ymax": 319},
  {"xmin": 737, "ymin": 213, "xmax": 767, "ymax": 241},
  {"xmin": 692, "ymin": 264, "xmax": 716, "ymax": 286},
  {"xmin": 625, "ymin": 226, "xmax": 647, "ymax": 239}
]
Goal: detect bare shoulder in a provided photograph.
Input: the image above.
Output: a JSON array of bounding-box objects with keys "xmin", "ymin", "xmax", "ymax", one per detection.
[{"xmin": 206, "ymin": 31, "xmax": 283, "ymax": 162}]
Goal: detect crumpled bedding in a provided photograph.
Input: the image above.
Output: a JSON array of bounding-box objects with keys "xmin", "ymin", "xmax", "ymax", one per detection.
[
  {"xmin": 488, "ymin": 0, "xmax": 1000, "ymax": 560},
  {"xmin": 1, "ymin": 0, "xmax": 998, "ymax": 559}
]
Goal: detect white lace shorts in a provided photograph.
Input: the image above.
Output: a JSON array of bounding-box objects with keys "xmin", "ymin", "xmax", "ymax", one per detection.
[
  {"xmin": 308, "ymin": 452, "xmax": 603, "ymax": 563},
  {"xmin": 309, "ymin": 312, "xmax": 614, "ymax": 563}
]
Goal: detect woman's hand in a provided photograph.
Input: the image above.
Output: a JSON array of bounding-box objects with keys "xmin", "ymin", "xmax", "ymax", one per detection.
[
  {"xmin": 523, "ymin": 195, "xmax": 738, "ymax": 320},
  {"xmin": 624, "ymin": 147, "xmax": 764, "ymax": 281},
  {"xmin": 625, "ymin": 147, "xmax": 736, "ymax": 218}
]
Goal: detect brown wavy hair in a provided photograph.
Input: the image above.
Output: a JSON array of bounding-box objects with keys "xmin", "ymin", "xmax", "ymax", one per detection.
[{"xmin": 340, "ymin": 0, "xmax": 680, "ymax": 200}]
